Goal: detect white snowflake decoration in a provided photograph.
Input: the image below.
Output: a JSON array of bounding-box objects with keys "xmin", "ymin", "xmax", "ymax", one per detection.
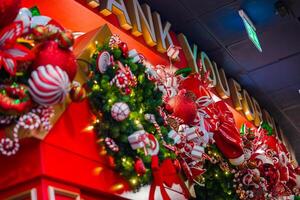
[{"xmin": 111, "ymin": 102, "xmax": 130, "ymax": 121}]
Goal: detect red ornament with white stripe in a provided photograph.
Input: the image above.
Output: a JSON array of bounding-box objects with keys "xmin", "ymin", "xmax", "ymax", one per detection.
[{"xmin": 28, "ymin": 64, "xmax": 70, "ymax": 106}]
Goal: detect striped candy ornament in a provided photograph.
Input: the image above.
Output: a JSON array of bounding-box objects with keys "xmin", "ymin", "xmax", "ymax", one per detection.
[
  {"xmin": 28, "ymin": 65, "xmax": 70, "ymax": 106},
  {"xmin": 105, "ymin": 137, "xmax": 119, "ymax": 152}
]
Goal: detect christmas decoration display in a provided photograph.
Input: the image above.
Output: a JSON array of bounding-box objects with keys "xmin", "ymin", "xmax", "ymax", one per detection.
[
  {"xmin": 0, "ymin": 4, "xmax": 77, "ymax": 156},
  {"xmin": 145, "ymin": 60, "xmax": 300, "ymax": 199},
  {"xmin": 0, "ymin": 2, "xmax": 298, "ymax": 200},
  {"xmin": 86, "ymin": 35, "xmax": 186, "ymax": 193},
  {"xmin": 230, "ymin": 123, "xmax": 298, "ymax": 199}
]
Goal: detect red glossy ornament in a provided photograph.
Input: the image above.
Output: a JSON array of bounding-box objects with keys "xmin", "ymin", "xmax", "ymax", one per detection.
[
  {"xmin": 69, "ymin": 84, "xmax": 86, "ymax": 102},
  {"xmin": 0, "ymin": 0, "xmax": 21, "ymax": 28},
  {"xmin": 134, "ymin": 158, "xmax": 146, "ymax": 176},
  {"xmin": 165, "ymin": 90, "xmax": 197, "ymax": 125},
  {"xmin": 125, "ymin": 88, "xmax": 131, "ymax": 95},
  {"xmin": 32, "ymin": 41, "xmax": 78, "ymax": 81},
  {"xmin": 118, "ymin": 42, "xmax": 128, "ymax": 57},
  {"xmin": 179, "ymin": 74, "xmax": 211, "ymax": 99}
]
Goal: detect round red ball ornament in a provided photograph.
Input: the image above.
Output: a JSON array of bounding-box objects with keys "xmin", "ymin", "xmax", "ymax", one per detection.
[
  {"xmin": 165, "ymin": 90, "xmax": 197, "ymax": 125},
  {"xmin": 0, "ymin": 0, "xmax": 21, "ymax": 28},
  {"xmin": 179, "ymin": 74, "xmax": 210, "ymax": 99},
  {"xmin": 118, "ymin": 42, "xmax": 128, "ymax": 57},
  {"xmin": 32, "ymin": 41, "xmax": 77, "ymax": 81},
  {"xmin": 69, "ymin": 84, "xmax": 86, "ymax": 102}
]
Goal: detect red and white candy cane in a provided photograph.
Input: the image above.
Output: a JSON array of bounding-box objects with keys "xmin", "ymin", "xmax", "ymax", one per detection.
[
  {"xmin": 0, "ymin": 112, "xmax": 40, "ymax": 156},
  {"xmin": 109, "ymin": 34, "xmax": 121, "ymax": 49},
  {"xmin": 110, "ymin": 71, "xmax": 129, "ymax": 89},
  {"xmin": 0, "ymin": 106, "xmax": 54, "ymax": 156},
  {"xmin": 144, "ymin": 113, "xmax": 163, "ymax": 141},
  {"xmin": 110, "ymin": 61, "xmax": 137, "ymax": 91},
  {"xmin": 32, "ymin": 106, "xmax": 54, "ymax": 131},
  {"xmin": 105, "ymin": 137, "xmax": 119, "ymax": 152}
]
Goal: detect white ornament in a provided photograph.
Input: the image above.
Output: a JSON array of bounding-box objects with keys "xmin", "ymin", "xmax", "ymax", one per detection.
[
  {"xmin": 97, "ymin": 51, "xmax": 111, "ymax": 73},
  {"xmin": 111, "ymin": 102, "xmax": 130, "ymax": 121},
  {"xmin": 28, "ymin": 65, "xmax": 70, "ymax": 106}
]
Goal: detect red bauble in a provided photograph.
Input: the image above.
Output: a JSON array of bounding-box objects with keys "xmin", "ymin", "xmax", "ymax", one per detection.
[
  {"xmin": 125, "ymin": 88, "xmax": 131, "ymax": 95},
  {"xmin": 165, "ymin": 90, "xmax": 197, "ymax": 125},
  {"xmin": 118, "ymin": 42, "xmax": 128, "ymax": 57},
  {"xmin": 0, "ymin": 0, "xmax": 21, "ymax": 28},
  {"xmin": 179, "ymin": 74, "xmax": 210, "ymax": 99},
  {"xmin": 69, "ymin": 84, "xmax": 86, "ymax": 102},
  {"xmin": 134, "ymin": 158, "xmax": 146, "ymax": 176},
  {"xmin": 32, "ymin": 41, "xmax": 77, "ymax": 81}
]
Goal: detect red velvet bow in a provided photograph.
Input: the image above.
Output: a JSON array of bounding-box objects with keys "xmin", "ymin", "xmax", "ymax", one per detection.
[
  {"xmin": 149, "ymin": 156, "xmax": 190, "ymax": 200},
  {"xmin": 210, "ymin": 101, "xmax": 244, "ymax": 161}
]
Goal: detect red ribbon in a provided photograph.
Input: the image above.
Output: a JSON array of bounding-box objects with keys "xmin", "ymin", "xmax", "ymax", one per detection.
[
  {"xmin": 210, "ymin": 101, "xmax": 244, "ymax": 161},
  {"xmin": 149, "ymin": 156, "xmax": 190, "ymax": 200}
]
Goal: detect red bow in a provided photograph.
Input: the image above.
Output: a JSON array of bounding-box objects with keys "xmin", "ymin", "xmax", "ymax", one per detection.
[
  {"xmin": 209, "ymin": 101, "xmax": 244, "ymax": 162},
  {"xmin": 0, "ymin": 22, "xmax": 34, "ymax": 75},
  {"xmin": 149, "ymin": 156, "xmax": 190, "ymax": 200}
]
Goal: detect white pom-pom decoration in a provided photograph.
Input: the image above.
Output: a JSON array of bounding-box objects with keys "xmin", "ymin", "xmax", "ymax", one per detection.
[
  {"xmin": 97, "ymin": 51, "xmax": 111, "ymax": 73},
  {"xmin": 29, "ymin": 64, "xmax": 70, "ymax": 106},
  {"xmin": 111, "ymin": 102, "xmax": 130, "ymax": 121}
]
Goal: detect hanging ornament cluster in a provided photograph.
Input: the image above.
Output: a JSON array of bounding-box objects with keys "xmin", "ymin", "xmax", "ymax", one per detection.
[
  {"xmin": 232, "ymin": 123, "xmax": 299, "ymax": 200},
  {"xmin": 0, "ymin": 3, "xmax": 78, "ymax": 156}
]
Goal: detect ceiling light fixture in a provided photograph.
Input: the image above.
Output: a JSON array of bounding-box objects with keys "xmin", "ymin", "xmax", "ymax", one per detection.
[{"xmin": 239, "ymin": 9, "xmax": 262, "ymax": 52}]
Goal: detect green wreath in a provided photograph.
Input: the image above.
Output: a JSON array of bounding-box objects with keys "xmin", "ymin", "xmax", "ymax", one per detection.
[{"xmin": 86, "ymin": 38, "xmax": 174, "ymax": 190}]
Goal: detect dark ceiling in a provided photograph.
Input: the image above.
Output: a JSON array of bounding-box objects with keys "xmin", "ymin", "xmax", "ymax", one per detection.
[{"xmin": 139, "ymin": 0, "xmax": 300, "ymax": 159}]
